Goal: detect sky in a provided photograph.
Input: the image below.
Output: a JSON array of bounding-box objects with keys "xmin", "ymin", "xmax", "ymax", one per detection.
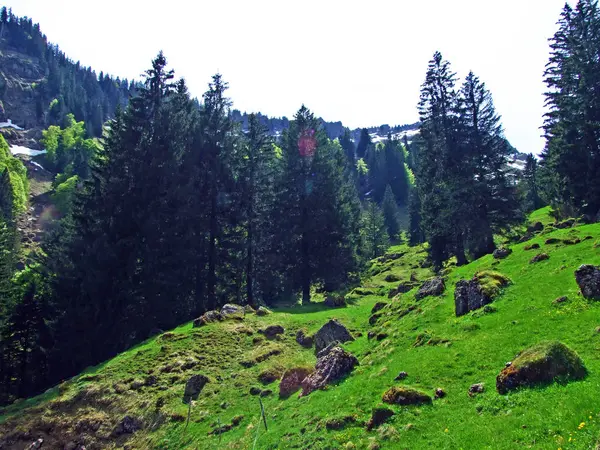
[{"xmin": 5, "ymin": 0, "xmax": 571, "ymax": 154}]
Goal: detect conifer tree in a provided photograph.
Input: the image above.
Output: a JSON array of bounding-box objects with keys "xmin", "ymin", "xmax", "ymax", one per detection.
[
  {"xmin": 522, "ymin": 153, "xmax": 543, "ymax": 212},
  {"xmin": 360, "ymin": 200, "xmax": 388, "ymax": 259},
  {"xmin": 382, "ymin": 184, "xmax": 401, "ymax": 240},
  {"xmin": 356, "ymin": 128, "xmax": 372, "ymax": 159},
  {"xmin": 542, "ymin": 0, "xmax": 600, "ymax": 219}
]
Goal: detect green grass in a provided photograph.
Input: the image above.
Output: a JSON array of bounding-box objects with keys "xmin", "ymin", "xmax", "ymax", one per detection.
[{"xmin": 2, "ymin": 212, "xmax": 600, "ymax": 449}]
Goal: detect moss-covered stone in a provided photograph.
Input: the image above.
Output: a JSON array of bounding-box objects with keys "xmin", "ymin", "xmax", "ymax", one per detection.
[
  {"xmin": 382, "ymin": 387, "xmax": 432, "ymax": 406},
  {"xmin": 496, "ymin": 341, "xmax": 587, "ymax": 394}
]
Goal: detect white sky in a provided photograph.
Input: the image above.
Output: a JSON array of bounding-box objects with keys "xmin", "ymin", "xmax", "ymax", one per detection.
[{"xmin": 6, "ymin": 0, "xmax": 569, "ymax": 154}]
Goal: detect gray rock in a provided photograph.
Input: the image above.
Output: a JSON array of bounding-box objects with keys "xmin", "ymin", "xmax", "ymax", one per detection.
[
  {"xmin": 529, "ymin": 253, "xmax": 550, "ymax": 264},
  {"xmin": 454, "ymin": 278, "xmax": 493, "ymax": 317},
  {"xmin": 468, "ymin": 383, "xmax": 484, "ymax": 396},
  {"xmin": 259, "ymin": 325, "xmax": 285, "ymax": 339},
  {"xmin": 575, "ymin": 264, "xmax": 600, "ymax": 299},
  {"xmin": 296, "ymin": 329, "xmax": 314, "ymax": 348},
  {"xmin": 183, "ymin": 374, "xmax": 209, "ymax": 404},
  {"xmin": 193, "ymin": 310, "xmax": 223, "ymax": 327},
  {"xmin": 416, "ymin": 277, "xmax": 445, "ymax": 300},
  {"xmin": 324, "ymin": 295, "xmax": 346, "ymax": 308},
  {"xmin": 112, "ymin": 416, "xmax": 143, "ymax": 436},
  {"xmin": 300, "ymin": 347, "xmax": 358, "ymax": 396},
  {"xmin": 255, "ymin": 306, "xmax": 271, "ymax": 316},
  {"xmin": 492, "ymin": 248, "xmax": 512, "ymax": 259},
  {"xmin": 313, "ymin": 319, "xmax": 354, "ymax": 354},
  {"xmin": 220, "ymin": 304, "xmax": 245, "ymax": 319}
]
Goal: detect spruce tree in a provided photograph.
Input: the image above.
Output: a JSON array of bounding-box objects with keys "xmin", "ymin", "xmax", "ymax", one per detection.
[
  {"xmin": 382, "ymin": 184, "xmax": 401, "ymax": 240},
  {"xmin": 356, "ymin": 128, "xmax": 372, "ymax": 159},
  {"xmin": 522, "ymin": 153, "xmax": 543, "ymax": 212},
  {"xmin": 360, "ymin": 200, "xmax": 388, "ymax": 259},
  {"xmin": 542, "ymin": 0, "xmax": 600, "ymax": 219}
]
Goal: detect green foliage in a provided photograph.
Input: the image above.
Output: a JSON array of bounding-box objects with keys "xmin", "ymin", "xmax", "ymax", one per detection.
[
  {"xmin": 41, "ymin": 113, "xmax": 99, "ymax": 176},
  {"xmin": 360, "ymin": 201, "xmax": 388, "ymax": 259},
  {"xmin": 50, "ymin": 175, "xmax": 78, "ymax": 216},
  {"xmin": 0, "ymin": 135, "xmax": 28, "ymax": 213},
  {"xmin": 474, "ymin": 270, "xmax": 511, "ymax": 298}
]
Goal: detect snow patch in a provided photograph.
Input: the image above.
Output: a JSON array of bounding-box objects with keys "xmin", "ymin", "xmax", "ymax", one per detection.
[
  {"xmin": 30, "ymin": 161, "xmax": 45, "ymax": 171},
  {"xmin": 0, "ymin": 119, "xmax": 24, "ymax": 130},
  {"xmin": 9, "ymin": 145, "xmax": 46, "ymax": 156}
]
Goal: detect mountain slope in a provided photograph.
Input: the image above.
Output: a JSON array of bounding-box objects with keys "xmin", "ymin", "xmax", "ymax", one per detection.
[{"xmin": 1, "ymin": 209, "xmax": 600, "ymax": 449}]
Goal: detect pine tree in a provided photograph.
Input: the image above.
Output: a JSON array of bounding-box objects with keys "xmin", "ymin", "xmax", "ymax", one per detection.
[
  {"xmin": 339, "ymin": 128, "xmax": 356, "ymax": 170},
  {"xmin": 382, "ymin": 184, "xmax": 401, "ymax": 240},
  {"xmin": 356, "ymin": 128, "xmax": 372, "ymax": 159},
  {"xmin": 360, "ymin": 200, "xmax": 388, "ymax": 259},
  {"xmin": 416, "ymin": 51, "xmax": 463, "ymax": 268},
  {"xmin": 522, "ymin": 153, "xmax": 543, "ymax": 212},
  {"xmin": 542, "ymin": 0, "xmax": 600, "ymax": 219}
]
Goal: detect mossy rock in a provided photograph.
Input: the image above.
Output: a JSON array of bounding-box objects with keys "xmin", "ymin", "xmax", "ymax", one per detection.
[
  {"xmin": 496, "ymin": 341, "xmax": 587, "ymax": 394},
  {"xmin": 382, "ymin": 387, "xmax": 432, "ymax": 406}
]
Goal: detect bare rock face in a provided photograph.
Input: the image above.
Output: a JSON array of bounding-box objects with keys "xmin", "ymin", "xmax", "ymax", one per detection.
[
  {"xmin": 415, "ymin": 277, "xmax": 445, "ymax": 300},
  {"xmin": 496, "ymin": 341, "xmax": 586, "ymax": 394},
  {"xmin": 575, "ymin": 264, "xmax": 600, "ymax": 299},
  {"xmin": 193, "ymin": 310, "xmax": 223, "ymax": 327},
  {"xmin": 279, "ymin": 367, "xmax": 313, "ymax": 399},
  {"xmin": 221, "ymin": 304, "xmax": 245, "ymax": 319},
  {"xmin": 454, "ymin": 279, "xmax": 492, "ymax": 317},
  {"xmin": 300, "ymin": 347, "xmax": 359, "ymax": 396},
  {"xmin": 493, "ymin": 248, "xmax": 512, "ymax": 259},
  {"xmin": 313, "ymin": 319, "xmax": 354, "ymax": 354},
  {"xmin": 183, "ymin": 374, "xmax": 209, "ymax": 404}
]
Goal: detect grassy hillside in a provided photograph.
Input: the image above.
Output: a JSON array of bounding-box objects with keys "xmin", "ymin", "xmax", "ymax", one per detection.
[{"xmin": 2, "ymin": 210, "xmax": 600, "ymax": 449}]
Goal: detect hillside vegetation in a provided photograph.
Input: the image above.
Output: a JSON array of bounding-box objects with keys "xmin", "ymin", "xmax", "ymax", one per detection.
[{"xmin": 1, "ymin": 209, "xmax": 600, "ymax": 449}]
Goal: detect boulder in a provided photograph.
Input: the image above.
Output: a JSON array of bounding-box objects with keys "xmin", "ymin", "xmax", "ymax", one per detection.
[
  {"xmin": 244, "ymin": 305, "xmax": 256, "ymax": 314},
  {"xmin": 382, "ymin": 387, "xmax": 432, "ymax": 406},
  {"xmin": 545, "ymin": 237, "xmax": 561, "ymax": 245},
  {"xmin": 575, "ymin": 264, "xmax": 600, "ymax": 299},
  {"xmin": 258, "ymin": 368, "xmax": 283, "ymax": 384},
  {"xmin": 524, "ymin": 243, "xmax": 540, "ymax": 251},
  {"xmin": 193, "ymin": 310, "xmax": 223, "ymax": 327},
  {"xmin": 468, "ymin": 383, "xmax": 485, "ymax": 396},
  {"xmin": 295, "ymin": 329, "xmax": 314, "ymax": 348},
  {"xmin": 183, "ymin": 374, "xmax": 209, "ymax": 404},
  {"xmin": 259, "ymin": 325, "xmax": 285, "ymax": 339},
  {"xmin": 415, "ymin": 277, "xmax": 445, "ymax": 300},
  {"xmin": 371, "ymin": 302, "xmax": 388, "ymax": 314},
  {"xmin": 112, "ymin": 416, "xmax": 143, "ymax": 436},
  {"xmin": 434, "ymin": 388, "xmax": 446, "ymax": 399},
  {"xmin": 26, "ymin": 439, "xmax": 43, "ymax": 450},
  {"xmin": 221, "ymin": 304, "xmax": 245, "ymax": 319},
  {"xmin": 395, "ymin": 371, "xmax": 408, "ymax": 381},
  {"xmin": 366, "ymin": 407, "xmax": 395, "ymax": 431},
  {"xmin": 454, "ymin": 278, "xmax": 493, "ymax": 317},
  {"xmin": 313, "ymin": 319, "xmax": 354, "ymax": 354},
  {"xmin": 555, "ymin": 218, "xmax": 576, "ymax": 229},
  {"xmin": 553, "ymin": 296, "xmax": 568, "ymax": 305},
  {"xmin": 255, "ymin": 306, "xmax": 271, "ymax": 316},
  {"xmin": 493, "ymin": 248, "xmax": 512, "ymax": 259},
  {"xmin": 384, "ymin": 274, "xmax": 401, "ymax": 282},
  {"xmin": 301, "ymin": 346, "xmax": 359, "ymax": 396},
  {"xmin": 496, "ymin": 341, "xmax": 586, "ymax": 394},
  {"xmin": 324, "ymin": 295, "xmax": 346, "ymax": 308},
  {"xmin": 527, "ymin": 221, "xmax": 544, "ymax": 233},
  {"xmin": 249, "ymin": 387, "xmax": 261, "ymax": 395},
  {"xmin": 279, "ymin": 367, "xmax": 314, "ymax": 399},
  {"xmin": 529, "ymin": 253, "xmax": 550, "ymax": 264}
]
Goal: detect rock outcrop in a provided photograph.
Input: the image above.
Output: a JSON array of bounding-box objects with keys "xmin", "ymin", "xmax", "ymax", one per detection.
[
  {"xmin": 530, "ymin": 253, "xmax": 550, "ymax": 264},
  {"xmin": 183, "ymin": 374, "xmax": 209, "ymax": 403},
  {"xmin": 575, "ymin": 264, "xmax": 600, "ymax": 299},
  {"xmin": 496, "ymin": 341, "xmax": 586, "ymax": 394},
  {"xmin": 324, "ymin": 295, "xmax": 346, "ymax": 308},
  {"xmin": 313, "ymin": 319, "xmax": 354, "ymax": 354},
  {"xmin": 259, "ymin": 325, "xmax": 285, "ymax": 339},
  {"xmin": 454, "ymin": 278, "xmax": 493, "ymax": 317},
  {"xmin": 301, "ymin": 346, "xmax": 358, "ymax": 396},
  {"xmin": 279, "ymin": 367, "xmax": 314, "ymax": 399},
  {"xmin": 296, "ymin": 329, "xmax": 314, "ymax": 348},
  {"xmin": 366, "ymin": 407, "xmax": 395, "ymax": 430}
]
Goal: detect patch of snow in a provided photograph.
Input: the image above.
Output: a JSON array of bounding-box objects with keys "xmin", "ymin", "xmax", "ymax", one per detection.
[
  {"xmin": 0, "ymin": 119, "xmax": 24, "ymax": 130},
  {"xmin": 9, "ymin": 145, "xmax": 46, "ymax": 156},
  {"xmin": 30, "ymin": 161, "xmax": 45, "ymax": 171}
]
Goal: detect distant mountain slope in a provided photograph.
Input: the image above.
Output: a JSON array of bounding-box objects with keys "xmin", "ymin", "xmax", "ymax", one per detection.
[{"xmin": 0, "ymin": 8, "xmax": 136, "ymax": 136}]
